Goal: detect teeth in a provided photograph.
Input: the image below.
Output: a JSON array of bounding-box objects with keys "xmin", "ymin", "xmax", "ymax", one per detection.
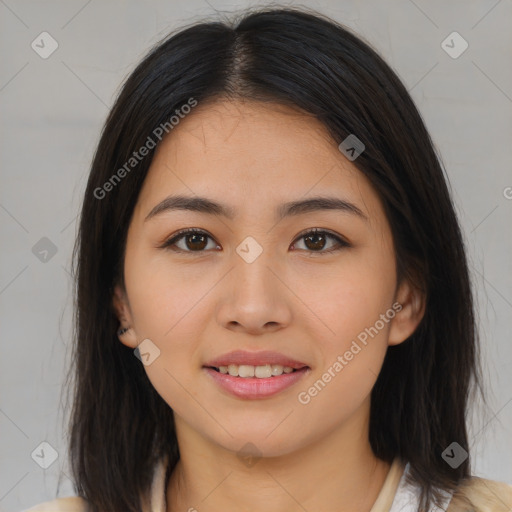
[
  {"xmin": 255, "ymin": 365, "xmax": 272, "ymax": 378},
  {"xmin": 217, "ymin": 364, "xmax": 297, "ymax": 378},
  {"xmin": 271, "ymin": 364, "xmax": 283, "ymax": 376},
  {"xmin": 238, "ymin": 365, "xmax": 255, "ymax": 378}
]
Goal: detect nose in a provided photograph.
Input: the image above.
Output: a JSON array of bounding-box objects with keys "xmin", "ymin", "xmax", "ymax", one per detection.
[{"xmin": 215, "ymin": 250, "xmax": 293, "ymax": 335}]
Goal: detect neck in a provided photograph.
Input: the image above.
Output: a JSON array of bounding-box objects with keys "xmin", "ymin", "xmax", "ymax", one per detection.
[{"xmin": 166, "ymin": 398, "xmax": 391, "ymax": 512}]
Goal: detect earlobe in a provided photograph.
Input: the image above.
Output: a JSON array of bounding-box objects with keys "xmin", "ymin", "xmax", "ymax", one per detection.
[
  {"xmin": 388, "ymin": 279, "xmax": 426, "ymax": 346},
  {"xmin": 116, "ymin": 325, "xmax": 138, "ymax": 348}
]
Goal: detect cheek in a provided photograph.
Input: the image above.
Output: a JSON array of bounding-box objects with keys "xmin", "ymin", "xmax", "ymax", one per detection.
[
  {"xmin": 124, "ymin": 246, "xmax": 216, "ymax": 406},
  {"xmin": 124, "ymin": 241, "xmax": 202, "ymax": 336},
  {"xmin": 294, "ymin": 264, "xmax": 394, "ymax": 425},
  {"xmin": 124, "ymin": 251, "xmax": 208, "ymax": 416},
  {"xmin": 295, "ymin": 249, "xmax": 396, "ymax": 347}
]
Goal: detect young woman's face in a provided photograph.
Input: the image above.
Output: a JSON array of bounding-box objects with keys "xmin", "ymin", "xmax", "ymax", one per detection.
[{"xmin": 114, "ymin": 99, "xmax": 422, "ymax": 456}]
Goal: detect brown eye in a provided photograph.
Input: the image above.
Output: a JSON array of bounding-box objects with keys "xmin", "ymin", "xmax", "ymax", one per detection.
[
  {"xmin": 291, "ymin": 229, "xmax": 349, "ymax": 254},
  {"xmin": 162, "ymin": 229, "xmax": 218, "ymax": 252}
]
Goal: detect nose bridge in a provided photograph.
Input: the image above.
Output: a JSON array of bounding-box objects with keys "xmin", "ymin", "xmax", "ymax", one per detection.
[
  {"xmin": 232, "ymin": 234, "xmax": 280, "ymax": 295},
  {"xmin": 214, "ymin": 234, "xmax": 291, "ymax": 332}
]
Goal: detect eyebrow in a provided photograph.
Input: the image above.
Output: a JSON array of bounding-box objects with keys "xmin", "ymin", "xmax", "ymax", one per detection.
[{"xmin": 144, "ymin": 194, "xmax": 368, "ymax": 222}]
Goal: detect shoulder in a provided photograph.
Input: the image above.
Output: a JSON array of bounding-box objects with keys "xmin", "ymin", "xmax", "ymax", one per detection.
[
  {"xmin": 21, "ymin": 496, "xmax": 89, "ymax": 512},
  {"xmin": 447, "ymin": 476, "xmax": 512, "ymax": 512}
]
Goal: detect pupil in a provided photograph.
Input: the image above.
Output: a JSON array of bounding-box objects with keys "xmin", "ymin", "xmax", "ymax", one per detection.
[
  {"xmin": 187, "ymin": 234, "xmax": 207, "ymax": 250},
  {"xmin": 305, "ymin": 233, "xmax": 325, "ymax": 250}
]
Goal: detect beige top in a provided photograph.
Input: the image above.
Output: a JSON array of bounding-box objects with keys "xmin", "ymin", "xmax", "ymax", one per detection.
[{"xmin": 21, "ymin": 456, "xmax": 512, "ymax": 512}]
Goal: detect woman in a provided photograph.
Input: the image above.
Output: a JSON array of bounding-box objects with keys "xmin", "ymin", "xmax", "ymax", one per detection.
[{"xmin": 24, "ymin": 6, "xmax": 512, "ymax": 512}]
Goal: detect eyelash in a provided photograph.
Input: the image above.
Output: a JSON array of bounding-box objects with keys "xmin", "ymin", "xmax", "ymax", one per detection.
[{"xmin": 160, "ymin": 227, "xmax": 350, "ymax": 256}]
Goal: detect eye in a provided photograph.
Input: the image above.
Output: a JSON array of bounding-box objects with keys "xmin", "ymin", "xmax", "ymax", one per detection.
[
  {"xmin": 160, "ymin": 227, "xmax": 349, "ymax": 255},
  {"xmin": 160, "ymin": 228, "xmax": 220, "ymax": 253},
  {"xmin": 290, "ymin": 228, "xmax": 350, "ymax": 255}
]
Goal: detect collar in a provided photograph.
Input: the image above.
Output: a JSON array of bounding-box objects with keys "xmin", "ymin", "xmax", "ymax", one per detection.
[
  {"xmin": 144, "ymin": 454, "xmax": 168, "ymax": 512},
  {"xmin": 386, "ymin": 460, "xmax": 454, "ymax": 512}
]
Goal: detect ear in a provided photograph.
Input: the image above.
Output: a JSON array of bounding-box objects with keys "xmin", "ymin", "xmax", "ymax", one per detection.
[
  {"xmin": 388, "ymin": 278, "xmax": 426, "ymax": 346},
  {"xmin": 112, "ymin": 284, "xmax": 138, "ymax": 348}
]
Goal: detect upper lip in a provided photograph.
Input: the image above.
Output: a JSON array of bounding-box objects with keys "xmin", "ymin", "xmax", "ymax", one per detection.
[{"xmin": 204, "ymin": 350, "xmax": 309, "ymax": 369}]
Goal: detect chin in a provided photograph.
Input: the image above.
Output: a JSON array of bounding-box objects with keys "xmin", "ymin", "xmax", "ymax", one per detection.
[{"xmin": 206, "ymin": 425, "xmax": 307, "ymax": 460}]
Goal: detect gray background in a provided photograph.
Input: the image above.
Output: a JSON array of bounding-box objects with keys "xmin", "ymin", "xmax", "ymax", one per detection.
[{"xmin": 1, "ymin": 0, "xmax": 511, "ymax": 510}]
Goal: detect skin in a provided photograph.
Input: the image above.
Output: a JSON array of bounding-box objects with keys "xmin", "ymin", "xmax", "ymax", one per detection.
[{"xmin": 113, "ymin": 99, "xmax": 425, "ymax": 512}]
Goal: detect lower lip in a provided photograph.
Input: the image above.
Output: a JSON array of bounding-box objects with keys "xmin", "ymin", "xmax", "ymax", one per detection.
[{"xmin": 203, "ymin": 367, "xmax": 310, "ymax": 399}]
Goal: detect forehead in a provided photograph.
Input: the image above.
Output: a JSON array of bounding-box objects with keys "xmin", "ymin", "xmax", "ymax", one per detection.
[
  {"xmin": 156, "ymin": 100, "xmax": 338, "ymax": 170},
  {"xmin": 135, "ymin": 99, "xmax": 383, "ymax": 225}
]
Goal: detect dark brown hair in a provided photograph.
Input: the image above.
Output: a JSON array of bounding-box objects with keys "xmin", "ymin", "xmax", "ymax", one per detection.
[{"xmin": 65, "ymin": 6, "xmax": 483, "ymax": 512}]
